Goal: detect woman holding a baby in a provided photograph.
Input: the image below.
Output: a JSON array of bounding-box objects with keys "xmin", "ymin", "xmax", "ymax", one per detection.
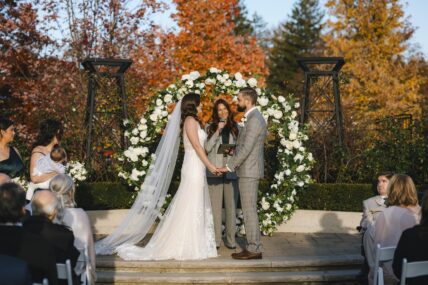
[{"xmin": 27, "ymin": 119, "xmax": 65, "ymax": 200}]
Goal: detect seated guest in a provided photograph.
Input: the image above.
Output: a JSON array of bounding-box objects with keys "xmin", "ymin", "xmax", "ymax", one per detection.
[
  {"xmin": 0, "ymin": 182, "xmax": 58, "ymax": 285},
  {"xmin": 50, "ymin": 174, "xmax": 96, "ymax": 283},
  {"xmin": 365, "ymin": 174, "xmax": 421, "ymax": 285},
  {"xmin": 0, "ymin": 117, "xmax": 24, "ymax": 184},
  {"xmin": 0, "ymin": 255, "xmax": 31, "ymax": 285},
  {"xmin": 23, "ymin": 190, "xmax": 80, "ymax": 284},
  {"xmin": 359, "ymin": 172, "xmax": 393, "ymax": 282},
  {"xmin": 393, "ymin": 191, "xmax": 428, "ymax": 285},
  {"xmin": 360, "ymin": 171, "xmax": 394, "ymax": 231},
  {"xmin": 27, "ymin": 119, "xmax": 63, "ymax": 200},
  {"xmin": 32, "ymin": 145, "xmax": 67, "ymax": 188}
]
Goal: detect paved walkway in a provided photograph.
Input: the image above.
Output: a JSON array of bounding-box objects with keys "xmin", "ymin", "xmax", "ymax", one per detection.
[
  {"xmin": 218, "ymin": 232, "xmax": 361, "ymax": 258},
  {"xmin": 97, "ymin": 232, "xmax": 362, "ymax": 259}
]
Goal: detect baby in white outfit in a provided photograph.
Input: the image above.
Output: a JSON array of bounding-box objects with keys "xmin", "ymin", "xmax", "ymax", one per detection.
[{"xmin": 26, "ymin": 145, "xmax": 67, "ymax": 201}]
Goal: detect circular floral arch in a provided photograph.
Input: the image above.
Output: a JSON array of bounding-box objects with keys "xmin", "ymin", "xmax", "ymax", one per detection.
[{"xmin": 118, "ymin": 68, "xmax": 314, "ymax": 235}]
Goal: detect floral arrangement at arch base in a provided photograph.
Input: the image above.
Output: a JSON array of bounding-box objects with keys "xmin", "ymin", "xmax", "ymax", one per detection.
[{"xmin": 117, "ymin": 68, "xmax": 314, "ymax": 235}]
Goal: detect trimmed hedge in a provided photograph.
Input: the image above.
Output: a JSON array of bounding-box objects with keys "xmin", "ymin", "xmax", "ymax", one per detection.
[
  {"xmin": 76, "ymin": 182, "xmax": 426, "ymax": 212},
  {"xmin": 296, "ymin": 183, "xmax": 373, "ymax": 212},
  {"xmin": 76, "ymin": 182, "xmax": 135, "ymax": 210}
]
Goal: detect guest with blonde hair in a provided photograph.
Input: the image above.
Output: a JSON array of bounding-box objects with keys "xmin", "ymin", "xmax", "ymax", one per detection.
[
  {"xmin": 49, "ymin": 174, "xmax": 96, "ymax": 283},
  {"xmin": 365, "ymin": 174, "xmax": 421, "ymax": 284},
  {"xmin": 393, "ymin": 191, "xmax": 428, "ymax": 284}
]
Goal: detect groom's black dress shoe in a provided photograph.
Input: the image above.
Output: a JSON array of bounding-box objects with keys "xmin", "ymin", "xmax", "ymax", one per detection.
[
  {"xmin": 231, "ymin": 249, "xmax": 262, "ymax": 260},
  {"xmin": 224, "ymin": 244, "xmax": 236, "ymax": 250}
]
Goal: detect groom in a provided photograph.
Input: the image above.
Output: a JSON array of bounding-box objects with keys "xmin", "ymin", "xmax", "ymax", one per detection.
[{"xmin": 219, "ymin": 87, "xmax": 267, "ymax": 260}]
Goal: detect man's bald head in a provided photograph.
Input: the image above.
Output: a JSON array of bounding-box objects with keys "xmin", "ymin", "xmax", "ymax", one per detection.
[{"xmin": 31, "ymin": 190, "xmax": 59, "ymax": 220}]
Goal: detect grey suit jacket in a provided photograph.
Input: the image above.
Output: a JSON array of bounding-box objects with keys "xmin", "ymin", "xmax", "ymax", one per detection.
[
  {"xmin": 360, "ymin": 195, "xmax": 387, "ymax": 230},
  {"xmin": 227, "ymin": 108, "xmax": 267, "ymax": 178},
  {"xmin": 205, "ymin": 124, "xmax": 238, "ymax": 179}
]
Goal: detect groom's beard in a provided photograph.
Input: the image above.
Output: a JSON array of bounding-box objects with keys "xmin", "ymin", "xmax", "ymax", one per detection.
[{"xmin": 237, "ymin": 105, "xmax": 246, "ymax": 112}]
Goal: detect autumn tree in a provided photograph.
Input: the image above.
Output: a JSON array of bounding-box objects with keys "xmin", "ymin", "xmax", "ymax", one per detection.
[
  {"xmin": 267, "ymin": 0, "xmax": 324, "ymax": 95},
  {"xmin": 324, "ymin": 0, "xmax": 423, "ymax": 124},
  {"xmin": 170, "ymin": 0, "xmax": 267, "ymax": 78}
]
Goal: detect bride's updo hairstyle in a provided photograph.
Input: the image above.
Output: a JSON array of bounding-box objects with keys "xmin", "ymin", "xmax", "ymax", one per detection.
[{"xmin": 180, "ymin": 92, "xmax": 201, "ymax": 128}]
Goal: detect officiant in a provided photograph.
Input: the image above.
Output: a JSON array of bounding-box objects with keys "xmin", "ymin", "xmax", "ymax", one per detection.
[{"xmin": 205, "ymin": 99, "xmax": 240, "ymax": 250}]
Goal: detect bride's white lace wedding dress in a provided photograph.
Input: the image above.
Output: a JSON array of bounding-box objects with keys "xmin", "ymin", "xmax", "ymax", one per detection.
[{"xmin": 116, "ymin": 125, "xmax": 217, "ymax": 260}]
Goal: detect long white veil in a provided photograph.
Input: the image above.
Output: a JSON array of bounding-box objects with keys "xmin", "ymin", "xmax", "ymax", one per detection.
[{"xmin": 95, "ymin": 101, "xmax": 182, "ymax": 255}]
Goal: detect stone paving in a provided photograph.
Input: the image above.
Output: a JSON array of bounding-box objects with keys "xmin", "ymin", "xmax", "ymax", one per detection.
[
  {"xmin": 231, "ymin": 232, "xmax": 361, "ymax": 257},
  {"xmin": 99, "ymin": 232, "xmax": 362, "ymax": 260}
]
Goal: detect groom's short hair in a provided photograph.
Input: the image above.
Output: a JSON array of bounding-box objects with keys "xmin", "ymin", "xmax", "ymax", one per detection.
[{"xmin": 239, "ymin": 87, "xmax": 258, "ymax": 105}]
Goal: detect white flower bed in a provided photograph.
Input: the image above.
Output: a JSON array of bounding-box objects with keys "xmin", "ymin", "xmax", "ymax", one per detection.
[{"xmin": 118, "ymin": 68, "xmax": 313, "ymax": 235}]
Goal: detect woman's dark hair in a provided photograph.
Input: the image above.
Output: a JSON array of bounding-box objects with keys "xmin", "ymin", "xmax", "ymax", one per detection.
[
  {"xmin": 207, "ymin": 99, "xmax": 238, "ymax": 139},
  {"xmin": 0, "ymin": 117, "xmax": 13, "ymax": 138},
  {"xmin": 181, "ymin": 93, "xmax": 200, "ymax": 128},
  {"xmin": 0, "ymin": 182, "xmax": 26, "ymax": 223},
  {"xmin": 33, "ymin": 119, "xmax": 63, "ymax": 147}
]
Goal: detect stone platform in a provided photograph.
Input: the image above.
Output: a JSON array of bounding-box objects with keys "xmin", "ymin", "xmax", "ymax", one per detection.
[{"xmin": 95, "ymin": 233, "xmax": 363, "ymax": 284}]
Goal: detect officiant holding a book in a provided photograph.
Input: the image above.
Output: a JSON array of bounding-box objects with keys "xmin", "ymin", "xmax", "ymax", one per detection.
[{"xmin": 205, "ymin": 99, "xmax": 240, "ymax": 250}]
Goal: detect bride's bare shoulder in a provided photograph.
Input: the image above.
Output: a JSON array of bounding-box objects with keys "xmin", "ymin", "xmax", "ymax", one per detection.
[{"xmin": 184, "ymin": 116, "xmax": 197, "ymax": 127}]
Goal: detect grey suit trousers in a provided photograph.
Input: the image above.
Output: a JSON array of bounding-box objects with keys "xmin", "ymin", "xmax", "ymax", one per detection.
[
  {"xmin": 239, "ymin": 177, "xmax": 262, "ymax": 253},
  {"xmin": 207, "ymin": 176, "xmax": 238, "ymax": 247}
]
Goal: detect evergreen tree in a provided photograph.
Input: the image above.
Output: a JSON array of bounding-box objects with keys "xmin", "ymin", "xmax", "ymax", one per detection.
[
  {"xmin": 232, "ymin": 0, "xmax": 254, "ymax": 37},
  {"xmin": 267, "ymin": 0, "xmax": 324, "ymax": 95}
]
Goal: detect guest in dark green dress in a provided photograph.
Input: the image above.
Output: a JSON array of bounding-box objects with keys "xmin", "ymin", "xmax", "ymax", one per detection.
[{"xmin": 0, "ymin": 118, "xmax": 24, "ymax": 184}]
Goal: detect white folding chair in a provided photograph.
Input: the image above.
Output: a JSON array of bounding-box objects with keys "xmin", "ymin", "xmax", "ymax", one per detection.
[
  {"xmin": 373, "ymin": 244, "xmax": 396, "ymax": 285},
  {"xmin": 84, "ymin": 247, "xmax": 94, "ymax": 285},
  {"xmin": 400, "ymin": 258, "xmax": 428, "ymax": 285},
  {"xmin": 377, "ymin": 267, "xmax": 385, "ymax": 285},
  {"xmin": 56, "ymin": 259, "xmax": 73, "ymax": 285}
]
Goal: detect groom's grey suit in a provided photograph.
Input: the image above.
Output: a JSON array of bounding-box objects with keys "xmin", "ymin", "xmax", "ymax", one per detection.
[{"xmin": 227, "ymin": 107, "xmax": 267, "ymax": 253}]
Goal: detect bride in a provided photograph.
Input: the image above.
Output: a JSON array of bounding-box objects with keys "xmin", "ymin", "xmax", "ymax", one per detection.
[{"xmin": 96, "ymin": 93, "xmax": 219, "ymax": 260}]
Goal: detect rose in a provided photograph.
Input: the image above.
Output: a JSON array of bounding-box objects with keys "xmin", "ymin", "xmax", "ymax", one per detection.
[
  {"xmin": 273, "ymin": 110, "xmax": 283, "ymax": 119},
  {"xmin": 164, "ymin": 94, "xmax": 173, "ymax": 103},
  {"xmin": 139, "ymin": 131, "xmax": 147, "ymax": 139},
  {"xmin": 234, "ymin": 72, "xmax": 243, "ymax": 80},
  {"xmin": 296, "ymin": 165, "xmax": 305, "ymax": 172},
  {"xmin": 258, "ymin": 96, "xmax": 269, "ymax": 106},
  {"xmin": 130, "ymin": 137, "xmax": 139, "ymax": 145},
  {"xmin": 289, "ymin": 132, "xmax": 297, "ymax": 141},
  {"xmin": 278, "ymin": 96, "xmax": 285, "ymax": 103},
  {"xmin": 205, "ymin": 78, "xmax": 216, "ymax": 85},
  {"xmin": 247, "ymin": 78, "xmax": 257, "ymax": 87},
  {"xmin": 235, "ymin": 79, "xmax": 246, "ymax": 88},
  {"xmin": 189, "ymin": 71, "xmax": 200, "ymax": 80},
  {"xmin": 149, "ymin": 114, "xmax": 157, "ymax": 122},
  {"xmin": 292, "ymin": 140, "xmax": 301, "ymax": 149},
  {"xmin": 209, "ymin": 67, "xmax": 220, "ymax": 73},
  {"xmin": 185, "ymin": 80, "xmax": 194, "ymax": 88}
]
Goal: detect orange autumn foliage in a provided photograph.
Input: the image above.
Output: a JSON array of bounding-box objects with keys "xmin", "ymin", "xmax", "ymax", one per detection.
[{"xmin": 169, "ymin": 0, "xmax": 267, "ymax": 81}]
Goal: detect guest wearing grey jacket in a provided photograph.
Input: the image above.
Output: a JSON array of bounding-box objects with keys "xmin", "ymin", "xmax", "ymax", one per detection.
[{"xmin": 205, "ymin": 99, "xmax": 240, "ymax": 250}]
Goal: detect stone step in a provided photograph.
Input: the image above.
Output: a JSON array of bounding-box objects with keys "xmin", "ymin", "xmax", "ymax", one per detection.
[
  {"xmin": 96, "ymin": 255, "xmax": 363, "ymax": 273},
  {"xmin": 95, "ymin": 269, "xmax": 360, "ymax": 284}
]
